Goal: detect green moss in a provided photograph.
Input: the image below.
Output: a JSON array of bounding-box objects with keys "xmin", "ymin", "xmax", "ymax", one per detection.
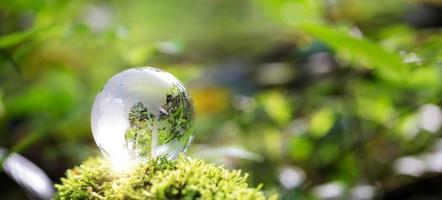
[{"xmin": 54, "ymin": 155, "xmax": 277, "ymax": 200}]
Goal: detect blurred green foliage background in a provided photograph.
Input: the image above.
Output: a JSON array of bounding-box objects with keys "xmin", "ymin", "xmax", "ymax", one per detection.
[{"xmin": 1, "ymin": 0, "xmax": 442, "ymax": 199}]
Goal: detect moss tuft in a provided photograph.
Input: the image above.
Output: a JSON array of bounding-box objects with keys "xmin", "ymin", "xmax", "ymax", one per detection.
[{"xmin": 55, "ymin": 155, "xmax": 277, "ymax": 200}]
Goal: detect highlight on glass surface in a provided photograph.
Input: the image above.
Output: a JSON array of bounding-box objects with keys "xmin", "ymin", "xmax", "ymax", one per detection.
[{"xmin": 91, "ymin": 67, "xmax": 194, "ymax": 169}]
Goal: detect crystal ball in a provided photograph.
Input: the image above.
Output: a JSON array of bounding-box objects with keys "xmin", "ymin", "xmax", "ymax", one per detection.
[{"xmin": 91, "ymin": 67, "xmax": 194, "ymax": 163}]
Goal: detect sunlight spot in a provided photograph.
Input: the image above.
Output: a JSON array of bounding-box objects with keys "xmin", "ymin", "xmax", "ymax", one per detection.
[
  {"xmin": 157, "ymin": 41, "xmax": 180, "ymax": 55},
  {"xmin": 313, "ymin": 182, "xmax": 345, "ymax": 199},
  {"xmin": 233, "ymin": 95, "xmax": 257, "ymax": 113},
  {"xmin": 194, "ymin": 146, "xmax": 263, "ymax": 162},
  {"xmin": 422, "ymin": 152, "xmax": 442, "ymax": 172},
  {"xmin": 110, "ymin": 151, "xmax": 133, "ymax": 172},
  {"xmin": 394, "ymin": 156, "xmax": 426, "ymax": 176},
  {"xmin": 350, "ymin": 185, "xmax": 375, "ymax": 200},
  {"xmin": 279, "ymin": 167, "xmax": 305, "ymax": 189},
  {"xmin": 1, "ymin": 149, "xmax": 54, "ymax": 199},
  {"xmin": 402, "ymin": 52, "xmax": 423, "ymax": 65},
  {"xmin": 349, "ymin": 26, "xmax": 363, "ymax": 39},
  {"xmin": 84, "ymin": 6, "xmax": 113, "ymax": 32},
  {"xmin": 418, "ymin": 104, "xmax": 442, "ymax": 133}
]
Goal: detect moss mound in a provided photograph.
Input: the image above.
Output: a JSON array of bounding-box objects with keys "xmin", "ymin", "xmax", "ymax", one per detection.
[{"xmin": 55, "ymin": 155, "xmax": 276, "ymax": 200}]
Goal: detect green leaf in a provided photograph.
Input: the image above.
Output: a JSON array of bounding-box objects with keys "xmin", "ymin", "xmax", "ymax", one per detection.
[
  {"xmin": 0, "ymin": 28, "xmax": 39, "ymax": 48},
  {"xmin": 259, "ymin": 91, "xmax": 292, "ymax": 126},
  {"xmin": 289, "ymin": 137, "xmax": 313, "ymax": 161},
  {"xmin": 299, "ymin": 23, "xmax": 409, "ymax": 83},
  {"xmin": 0, "ymin": 24, "xmax": 60, "ymax": 48},
  {"xmin": 356, "ymin": 96, "xmax": 394, "ymax": 124},
  {"xmin": 310, "ymin": 108, "xmax": 334, "ymax": 138}
]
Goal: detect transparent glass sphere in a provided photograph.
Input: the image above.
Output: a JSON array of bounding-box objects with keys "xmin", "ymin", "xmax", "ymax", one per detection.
[{"xmin": 91, "ymin": 67, "xmax": 194, "ymax": 164}]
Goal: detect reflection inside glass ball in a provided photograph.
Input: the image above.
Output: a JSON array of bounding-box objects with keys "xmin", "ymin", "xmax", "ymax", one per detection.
[{"xmin": 91, "ymin": 67, "xmax": 194, "ymax": 168}]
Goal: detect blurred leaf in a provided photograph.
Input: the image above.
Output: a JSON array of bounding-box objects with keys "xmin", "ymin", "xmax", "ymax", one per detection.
[
  {"xmin": 0, "ymin": 91, "xmax": 4, "ymax": 118},
  {"xmin": 260, "ymin": 91, "xmax": 292, "ymax": 126},
  {"xmin": 409, "ymin": 66, "xmax": 441, "ymax": 89},
  {"xmin": 299, "ymin": 23, "xmax": 409, "ymax": 83},
  {"xmin": 356, "ymin": 96, "xmax": 394, "ymax": 124},
  {"xmin": 335, "ymin": 155, "xmax": 359, "ymax": 183},
  {"xmin": 310, "ymin": 108, "xmax": 334, "ymax": 138},
  {"xmin": 11, "ymin": 127, "xmax": 47, "ymax": 154},
  {"xmin": 377, "ymin": 25, "xmax": 414, "ymax": 50},
  {"xmin": 263, "ymin": 127, "xmax": 282, "ymax": 157},
  {"xmin": 5, "ymin": 70, "xmax": 82, "ymax": 117},
  {"xmin": 257, "ymin": 0, "xmax": 322, "ymax": 24},
  {"xmin": 165, "ymin": 65, "xmax": 202, "ymax": 82},
  {"xmin": 0, "ymin": 31, "xmax": 34, "ymax": 48},
  {"xmin": 289, "ymin": 136, "xmax": 313, "ymax": 161},
  {"xmin": 317, "ymin": 143, "xmax": 339, "ymax": 165},
  {"xmin": 395, "ymin": 114, "xmax": 418, "ymax": 139},
  {"xmin": 0, "ymin": 26, "xmax": 49, "ymax": 48},
  {"xmin": 123, "ymin": 45, "xmax": 155, "ymax": 66}
]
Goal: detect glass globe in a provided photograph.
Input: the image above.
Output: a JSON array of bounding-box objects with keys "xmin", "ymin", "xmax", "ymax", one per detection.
[{"xmin": 91, "ymin": 67, "xmax": 194, "ymax": 165}]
